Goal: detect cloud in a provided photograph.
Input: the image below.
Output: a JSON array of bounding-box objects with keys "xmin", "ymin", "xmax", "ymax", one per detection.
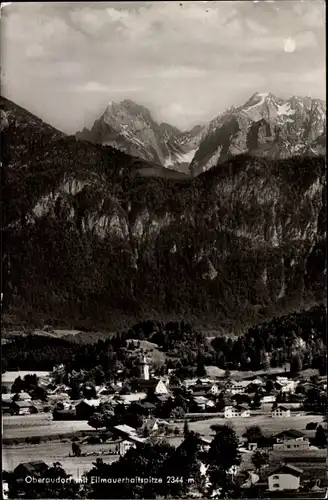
[
  {"xmin": 25, "ymin": 43, "xmax": 46, "ymax": 59},
  {"xmin": 1, "ymin": 1, "xmax": 325, "ymax": 133},
  {"xmin": 74, "ymin": 81, "xmax": 141, "ymax": 93}
]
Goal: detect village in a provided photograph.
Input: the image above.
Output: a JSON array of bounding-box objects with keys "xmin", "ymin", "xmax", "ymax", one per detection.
[{"xmin": 2, "ymin": 353, "xmax": 327, "ymax": 499}]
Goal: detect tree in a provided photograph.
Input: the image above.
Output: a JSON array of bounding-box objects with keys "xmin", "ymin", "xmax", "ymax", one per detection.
[
  {"xmin": 265, "ymin": 380, "xmax": 275, "ymax": 393},
  {"xmin": 207, "ymin": 425, "xmax": 241, "ymax": 494},
  {"xmin": 88, "ymin": 411, "xmax": 113, "ymax": 430},
  {"xmin": 85, "ymin": 440, "xmax": 175, "ymax": 499},
  {"xmin": 314, "ymin": 425, "xmax": 327, "ymax": 448},
  {"xmin": 244, "ymin": 426, "xmax": 263, "ymax": 443},
  {"xmin": 30, "ymin": 385, "xmax": 47, "ymax": 401},
  {"xmin": 1, "ymin": 385, "xmax": 8, "ymax": 394},
  {"xmin": 71, "ymin": 442, "xmax": 82, "ymax": 457},
  {"xmin": 290, "ymin": 353, "xmax": 303, "ymax": 375},
  {"xmin": 164, "ymin": 432, "xmax": 204, "ymax": 496},
  {"xmin": 11, "ymin": 376, "xmax": 24, "ymax": 394},
  {"xmin": 170, "ymin": 406, "xmax": 185, "ymax": 419},
  {"xmin": 82, "ymin": 381, "xmax": 97, "ymax": 399},
  {"xmin": 252, "ymin": 392, "xmax": 262, "ymax": 409},
  {"xmin": 196, "ymin": 358, "xmax": 206, "ymax": 377},
  {"xmin": 183, "ymin": 419, "xmax": 190, "ymax": 438},
  {"xmin": 6, "ymin": 461, "xmax": 79, "ymax": 499},
  {"xmin": 251, "ymin": 450, "xmax": 269, "ymax": 472}
]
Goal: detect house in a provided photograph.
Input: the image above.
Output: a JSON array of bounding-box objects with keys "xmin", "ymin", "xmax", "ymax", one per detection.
[
  {"xmin": 191, "ymin": 383, "xmax": 219, "ymax": 396},
  {"xmin": 2, "ymin": 480, "xmax": 9, "ymax": 500},
  {"xmin": 199, "ymin": 437, "xmax": 212, "ymax": 452},
  {"xmin": 272, "ymin": 405, "xmax": 291, "ymax": 418},
  {"xmin": 268, "ymin": 463, "xmax": 302, "ymax": 491},
  {"xmin": 117, "ymin": 392, "xmax": 147, "ymax": 406},
  {"xmin": 48, "ymin": 385, "xmax": 70, "ymax": 396},
  {"xmin": 1, "ymin": 399, "xmax": 12, "ymax": 414},
  {"xmin": 71, "ymin": 399, "xmax": 101, "ymax": 419},
  {"xmin": 224, "ymin": 404, "xmax": 250, "ymax": 418},
  {"xmin": 10, "ymin": 401, "xmax": 38, "ymax": 415},
  {"xmin": 10, "ymin": 392, "xmax": 32, "ymax": 401},
  {"xmin": 130, "ymin": 401, "xmax": 156, "ymax": 416},
  {"xmin": 133, "ymin": 378, "xmax": 168, "ymax": 395},
  {"xmin": 229, "ymin": 381, "xmax": 252, "ymax": 395},
  {"xmin": 142, "ymin": 418, "xmax": 159, "ymax": 434},
  {"xmin": 274, "ymin": 429, "xmax": 307, "ymax": 443},
  {"xmin": 112, "ymin": 424, "xmax": 138, "ymax": 439},
  {"xmin": 261, "ymin": 394, "xmax": 277, "ymax": 404},
  {"xmin": 118, "ymin": 439, "xmax": 136, "ymax": 456},
  {"xmin": 193, "ymin": 396, "xmax": 212, "ymax": 411},
  {"xmin": 153, "ymin": 394, "xmax": 170, "ymax": 404},
  {"xmin": 14, "ymin": 461, "xmax": 49, "ymax": 478},
  {"xmin": 273, "ymin": 438, "xmax": 310, "ymax": 451},
  {"xmin": 276, "ymin": 377, "xmax": 298, "ymax": 394},
  {"xmin": 96, "ymin": 386, "xmax": 116, "ymax": 397},
  {"xmin": 52, "ymin": 409, "xmax": 76, "ymax": 421}
]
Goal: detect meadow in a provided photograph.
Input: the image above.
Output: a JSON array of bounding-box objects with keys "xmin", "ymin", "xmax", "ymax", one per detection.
[
  {"xmin": 2, "ymin": 441, "xmax": 119, "ymax": 480},
  {"xmin": 184, "ymin": 414, "xmax": 324, "ymax": 439},
  {"xmin": 2, "ymin": 414, "xmax": 92, "ymax": 440}
]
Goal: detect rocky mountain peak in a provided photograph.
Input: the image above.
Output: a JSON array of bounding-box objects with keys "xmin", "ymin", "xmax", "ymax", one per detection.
[
  {"xmin": 76, "ymin": 100, "xmax": 203, "ymax": 174},
  {"xmin": 190, "ymin": 92, "xmax": 326, "ymax": 176}
]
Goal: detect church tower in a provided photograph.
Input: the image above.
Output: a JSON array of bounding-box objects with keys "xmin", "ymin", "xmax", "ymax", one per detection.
[{"xmin": 141, "ymin": 355, "xmax": 150, "ymax": 380}]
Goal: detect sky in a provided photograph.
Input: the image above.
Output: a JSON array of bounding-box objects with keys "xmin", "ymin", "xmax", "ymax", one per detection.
[{"xmin": 1, "ymin": 1, "xmax": 325, "ymax": 133}]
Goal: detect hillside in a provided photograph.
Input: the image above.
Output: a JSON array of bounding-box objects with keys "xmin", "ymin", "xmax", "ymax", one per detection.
[{"xmin": 1, "ymin": 97, "xmax": 326, "ymax": 331}]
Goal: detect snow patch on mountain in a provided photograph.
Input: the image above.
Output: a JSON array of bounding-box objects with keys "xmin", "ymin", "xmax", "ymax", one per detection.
[{"xmin": 276, "ymin": 103, "xmax": 296, "ymax": 116}]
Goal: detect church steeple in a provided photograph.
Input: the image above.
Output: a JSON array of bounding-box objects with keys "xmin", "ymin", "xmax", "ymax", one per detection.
[{"xmin": 141, "ymin": 355, "xmax": 150, "ymax": 380}]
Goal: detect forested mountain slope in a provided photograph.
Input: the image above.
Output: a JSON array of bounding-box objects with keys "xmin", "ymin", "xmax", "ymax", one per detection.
[{"xmin": 1, "ymin": 97, "xmax": 326, "ymax": 330}]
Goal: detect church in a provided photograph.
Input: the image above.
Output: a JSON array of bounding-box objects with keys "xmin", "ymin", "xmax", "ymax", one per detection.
[{"xmin": 132, "ymin": 356, "xmax": 169, "ymax": 395}]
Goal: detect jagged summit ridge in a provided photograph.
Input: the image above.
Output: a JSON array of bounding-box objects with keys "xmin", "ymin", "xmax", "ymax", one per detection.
[
  {"xmin": 76, "ymin": 99, "xmax": 205, "ymax": 174},
  {"xmin": 190, "ymin": 92, "xmax": 325, "ymax": 175}
]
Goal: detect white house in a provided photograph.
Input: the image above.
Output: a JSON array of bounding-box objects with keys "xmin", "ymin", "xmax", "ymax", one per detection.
[
  {"xmin": 273, "ymin": 438, "xmax": 310, "ymax": 451},
  {"xmin": 143, "ymin": 418, "xmax": 159, "ymax": 434},
  {"xmin": 118, "ymin": 439, "xmax": 136, "ymax": 456},
  {"xmin": 261, "ymin": 395, "xmax": 276, "ymax": 404},
  {"xmin": 135, "ymin": 378, "xmax": 168, "ymax": 395},
  {"xmin": 268, "ymin": 463, "xmax": 302, "ymax": 491},
  {"xmin": 229, "ymin": 381, "xmax": 252, "ymax": 395},
  {"xmin": 193, "ymin": 396, "xmax": 215, "ymax": 411},
  {"xmin": 2, "ymin": 481, "xmax": 9, "ymax": 500},
  {"xmin": 271, "ymin": 405, "xmax": 291, "ymax": 418},
  {"xmin": 276, "ymin": 377, "xmax": 298, "ymax": 394},
  {"xmin": 274, "ymin": 429, "xmax": 307, "ymax": 443},
  {"xmin": 117, "ymin": 393, "xmax": 147, "ymax": 406},
  {"xmin": 207, "ymin": 384, "xmax": 220, "ymax": 395},
  {"xmin": 224, "ymin": 404, "xmax": 250, "ymax": 418}
]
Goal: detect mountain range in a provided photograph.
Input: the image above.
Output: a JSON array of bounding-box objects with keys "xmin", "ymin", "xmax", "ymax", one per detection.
[
  {"xmin": 76, "ymin": 92, "xmax": 326, "ymax": 176},
  {"xmin": 1, "ymin": 95, "xmax": 326, "ymax": 331},
  {"xmin": 76, "ymin": 100, "xmax": 206, "ymax": 174}
]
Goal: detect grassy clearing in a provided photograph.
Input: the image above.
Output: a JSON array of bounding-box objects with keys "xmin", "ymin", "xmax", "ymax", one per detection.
[
  {"xmin": 127, "ymin": 339, "xmax": 166, "ymax": 366},
  {"xmin": 2, "ymin": 441, "xmax": 119, "ymax": 479},
  {"xmin": 2, "ymin": 371, "xmax": 51, "ymax": 384},
  {"xmin": 3, "ymin": 415, "xmax": 92, "ymax": 439},
  {"xmin": 184, "ymin": 414, "xmax": 324, "ymax": 439}
]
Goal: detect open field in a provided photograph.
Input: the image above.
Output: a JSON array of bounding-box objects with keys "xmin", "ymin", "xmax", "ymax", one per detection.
[
  {"xmin": 2, "ymin": 441, "xmax": 120, "ymax": 480},
  {"xmin": 185, "ymin": 414, "xmax": 325, "ymax": 439},
  {"xmin": 3, "ymin": 414, "xmax": 92, "ymax": 440},
  {"xmin": 2, "ymin": 436, "xmax": 184, "ymax": 479},
  {"xmin": 127, "ymin": 339, "xmax": 166, "ymax": 365},
  {"xmin": 2, "ymin": 371, "xmax": 51, "ymax": 383}
]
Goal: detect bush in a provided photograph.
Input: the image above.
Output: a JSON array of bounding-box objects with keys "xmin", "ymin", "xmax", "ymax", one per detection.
[
  {"xmin": 29, "ymin": 437, "xmax": 41, "ymax": 445},
  {"xmin": 306, "ymin": 422, "xmax": 318, "ymax": 430}
]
